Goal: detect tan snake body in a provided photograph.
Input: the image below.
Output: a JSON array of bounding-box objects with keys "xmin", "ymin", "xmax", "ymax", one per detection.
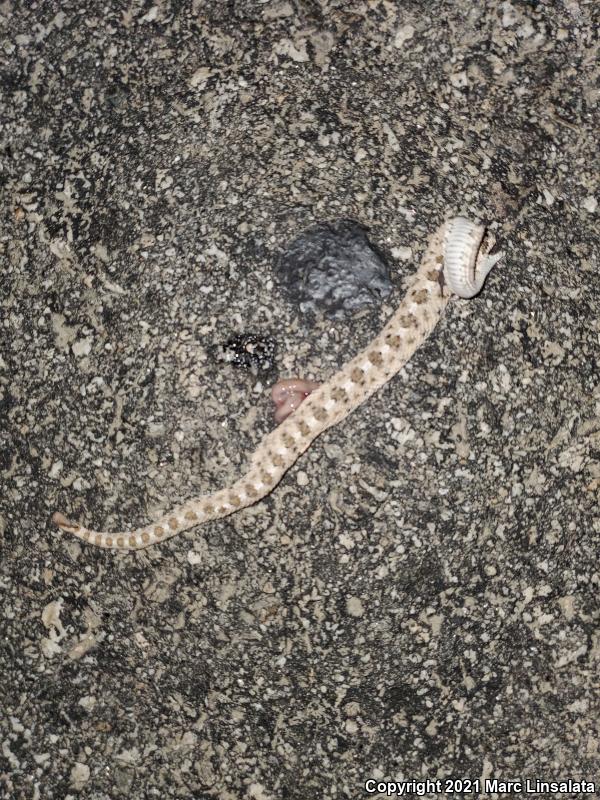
[{"xmin": 52, "ymin": 218, "xmax": 501, "ymax": 550}]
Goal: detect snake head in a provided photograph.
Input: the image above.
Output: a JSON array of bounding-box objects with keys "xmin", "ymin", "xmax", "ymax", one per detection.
[{"xmin": 443, "ymin": 217, "xmax": 503, "ymax": 298}]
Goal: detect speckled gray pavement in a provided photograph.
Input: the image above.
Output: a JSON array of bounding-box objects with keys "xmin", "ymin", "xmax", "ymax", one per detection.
[{"xmin": 2, "ymin": 2, "xmax": 599, "ymax": 799}]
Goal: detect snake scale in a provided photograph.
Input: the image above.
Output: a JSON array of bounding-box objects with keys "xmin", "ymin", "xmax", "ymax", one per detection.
[{"xmin": 52, "ymin": 217, "xmax": 502, "ymax": 550}]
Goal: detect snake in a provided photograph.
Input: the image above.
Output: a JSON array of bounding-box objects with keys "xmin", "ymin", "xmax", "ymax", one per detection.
[{"xmin": 51, "ymin": 217, "xmax": 502, "ymax": 550}]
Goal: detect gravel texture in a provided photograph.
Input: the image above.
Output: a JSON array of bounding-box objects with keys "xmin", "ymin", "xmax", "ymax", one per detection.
[{"xmin": 1, "ymin": 1, "xmax": 599, "ymax": 799}]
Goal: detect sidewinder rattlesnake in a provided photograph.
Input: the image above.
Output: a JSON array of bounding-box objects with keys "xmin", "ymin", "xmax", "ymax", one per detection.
[{"xmin": 52, "ymin": 217, "xmax": 502, "ymax": 550}]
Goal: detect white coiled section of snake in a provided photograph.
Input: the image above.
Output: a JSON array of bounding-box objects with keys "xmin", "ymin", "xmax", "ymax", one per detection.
[{"xmin": 52, "ymin": 217, "xmax": 502, "ymax": 550}]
